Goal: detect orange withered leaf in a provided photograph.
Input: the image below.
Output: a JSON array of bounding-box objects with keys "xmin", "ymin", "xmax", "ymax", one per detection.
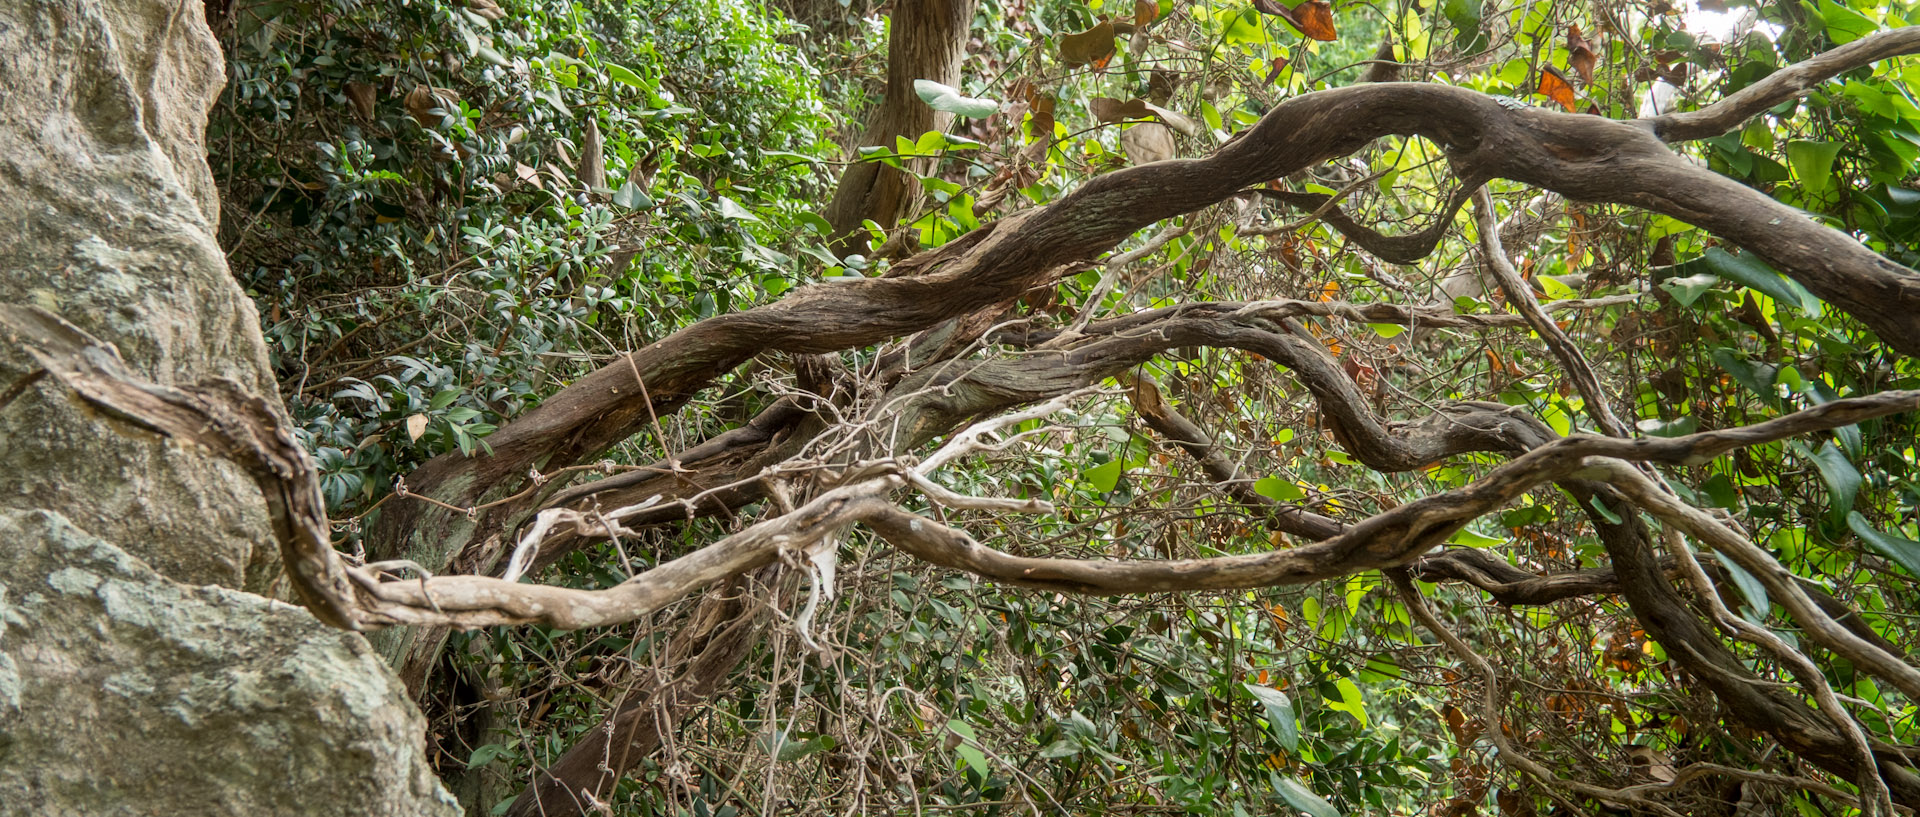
[
  {"xmin": 1287, "ymin": 0, "xmax": 1338, "ymax": 41},
  {"xmin": 1536, "ymin": 66, "xmax": 1578, "ymax": 111},
  {"xmin": 1135, "ymin": 0, "xmax": 1159, "ymax": 26}
]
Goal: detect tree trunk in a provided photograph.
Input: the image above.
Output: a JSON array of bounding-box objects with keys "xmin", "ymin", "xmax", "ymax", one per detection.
[{"xmin": 823, "ymin": 0, "xmax": 977, "ymax": 254}]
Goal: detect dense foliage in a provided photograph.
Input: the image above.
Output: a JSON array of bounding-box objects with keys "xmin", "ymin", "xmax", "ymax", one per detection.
[{"xmin": 213, "ymin": 0, "xmax": 1920, "ymax": 814}]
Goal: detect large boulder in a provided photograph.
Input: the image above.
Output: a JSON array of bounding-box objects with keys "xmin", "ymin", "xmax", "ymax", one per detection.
[
  {"xmin": 0, "ymin": 0, "xmax": 278, "ymax": 591},
  {"xmin": 0, "ymin": 510, "xmax": 458, "ymax": 816},
  {"xmin": 0, "ymin": 0, "xmax": 458, "ymax": 812}
]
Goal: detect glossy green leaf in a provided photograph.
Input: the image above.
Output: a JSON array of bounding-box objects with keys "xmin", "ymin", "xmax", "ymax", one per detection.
[
  {"xmin": 1325, "ymin": 677, "xmax": 1368, "ymax": 728},
  {"xmin": 1243, "ymin": 684, "xmax": 1300, "ymax": 750},
  {"xmin": 1635, "ymin": 415, "xmax": 1698, "ymax": 437},
  {"xmin": 956, "ymin": 743, "xmax": 991, "ymax": 776},
  {"xmin": 1255, "ymin": 475, "xmax": 1306, "ymax": 502},
  {"xmin": 912, "ymin": 80, "xmax": 1000, "ymax": 119},
  {"xmin": 1691, "ymin": 248, "xmax": 1821, "ymax": 313},
  {"xmin": 1273, "ymin": 776, "xmax": 1343, "ymax": 817},
  {"xmin": 1786, "ymin": 140, "xmax": 1842, "ymax": 195},
  {"xmin": 1084, "ymin": 459, "xmax": 1124, "ymax": 493},
  {"xmin": 605, "ymin": 62, "xmax": 646, "ymax": 88},
  {"xmin": 1659, "ymin": 272, "xmax": 1718, "ymax": 307},
  {"xmin": 717, "ymin": 196, "xmax": 761, "ymax": 222},
  {"xmin": 1849, "ymin": 512, "xmax": 1920, "ymax": 577},
  {"xmin": 1441, "ymin": 0, "xmax": 1484, "ymax": 50},
  {"xmin": 1711, "ymin": 348, "xmax": 1780, "ymax": 400},
  {"xmin": 1713, "ymin": 552, "xmax": 1769, "ymax": 622},
  {"xmin": 612, "ymin": 177, "xmax": 652, "ymax": 209},
  {"xmin": 1447, "ymin": 528, "xmax": 1504, "ymax": 548},
  {"xmin": 1808, "ymin": 441, "xmax": 1861, "ymax": 517},
  {"xmin": 1221, "ymin": 8, "xmax": 1264, "ymax": 45},
  {"xmin": 468, "ymin": 743, "xmax": 506, "ymax": 767}
]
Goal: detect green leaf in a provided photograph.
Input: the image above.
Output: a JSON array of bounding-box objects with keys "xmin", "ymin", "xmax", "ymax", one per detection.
[
  {"xmin": 1441, "ymin": 0, "xmax": 1484, "ymax": 50},
  {"xmin": 1711, "ymin": 348, "xmax": 1780, "ymax": 400},
  {"xmin": 717, "ymin": 196, "xmax": 761, "ymax": 222},
  {"xmin": 1272, "ymin": 776, "xmax": 1343, "ymax": 817},
  {"xmin": 1713, "ymin": 552, "xmax": 1769, "ymax": 621},
  {"xmin": 1084, "ymin": 459, "xmax": 1124, "ymax": 493},
  {"xmin": 1786, "ymin": 140, "xmax": 1842, "ymax": 195},
  {"xmin": 1588, "ymin": 495, "xmax": 1623, "ymax": 525},
  {"xmin": 1447, "ymin": 528, "xmax": 1504, "ymax": 548},
  {"xmin": 1849, "ymin": 512, "xmax": 1920, "ymax": 577},
  {"xmin": 1693, "ymin": 248, "xmax": 1820, "ymax": 313},
  {"xmin": 912, "ymin": 80, "xmax": 1000, "ymax": 118},
  {"xmin": 1634, "ymin": 415, "xmax": 1698, "ymax": 437},
  {"xmin": 1243, "ymin": 684, "xmax": 1300, "ymax": 750},
  {"xmin": 1255, "ymin": 475, "xmax": 1306, "ymax": 502},
  {"xmin": 1324, "ymin": 677, "xmax": 1369, "ymax": 728},
  {"xmin": 776, "ymin": 733, "xmax": 836, "ymax": 762},
  {"xmin": 605, "ymin": 62, "xmax": 647, "ymax": 88},
  {"xmin": 1812, "ymin": 0, "xmax": 1877, "ymax": 44},
  {"xmin": 1038, "ymin": 738, "xmax": 1081, "ymax": 759},
  {"xmin": 1658, "ymin": 272, "xmax": 1718, "ymax": 307},
  {"xmin": 468, "ymin": 743, "xmax": 506, "ymax": 767},
  {"xmin": 956, "ymin": 743, "xmax": 991, "ymax": 776},
  {"xmin": 1367, "ymin": 323, "xmax": 1405, "ymax": 338},
  {"xmin": 1808, "ymin": 441, "xmax": 1861, "ymax": 517},
  {"xmin": 612, "ymin": 177, "xmax": 653, "ymax": 209},
  {"xmin": 1221, "ymin": 7, "xmax": 1263, "ymax": 45}
]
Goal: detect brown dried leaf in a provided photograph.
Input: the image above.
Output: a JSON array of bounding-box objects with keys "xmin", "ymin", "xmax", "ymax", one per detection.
[
  {"xmin": 581, "ymin": 118, "xmax": 607, "ymax": 192},
  {"xmin": 1089, "ymin": 96, "xmax": 1151, "ymax": 123},
  {"xmin": 404, "ymin": 85, "xmax": 459, "ymax": 128},
  {"xmin": 1536, "ymin": 66, "xmax": 1577, "ymax": 111},
  {"xmin": 1263, "ymin": 56, "xmax": 1291, "ymax": 88},
  {"xmin": 1147, "ymin": 69, "xmax": 1178, "ymax": 103},
  {"xmin": 1119, "ymin": 121, "xmax": 1175, "ymax": 165},
  {"xmin": 464, "ymin": 0, "xmax": 506, "ymax": 20},
  {"xmin": 1263, "ymin": 0, "xmax": 1337, "ymax": 40},
  {"xmin": 344, "ymin": 81, "xmax": 376, "ymax": 121},
  {"xmin": 1060, "ymin": 20, "xmax": 1117, "ymax": 66},
  {"xmin": 1567, "ymin": 24, "xmax": 1598, "ymax": 84}
]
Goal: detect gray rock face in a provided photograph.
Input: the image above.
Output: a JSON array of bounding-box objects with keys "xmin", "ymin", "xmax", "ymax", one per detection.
[
  {"xmin": 0, "ymin": 0, "xmax": 279, "ymax": 592},
  {"xmin": 0, "ymin": 0, "xmax": 459, "ymax": 812},
  {"xmin": 0, "ymin": 510, "xmax": 460, "ymax": 817}
]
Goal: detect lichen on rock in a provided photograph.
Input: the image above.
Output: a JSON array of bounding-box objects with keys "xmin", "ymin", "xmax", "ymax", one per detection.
[{"xmin": 0, "ymin": 510, "xmax": 458, "ymax": 816}]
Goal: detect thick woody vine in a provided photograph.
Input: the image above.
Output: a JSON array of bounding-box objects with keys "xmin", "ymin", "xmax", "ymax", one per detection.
[{"xmin": 9, "ymin": 25, "xmax": 1920, "ymax": 816}]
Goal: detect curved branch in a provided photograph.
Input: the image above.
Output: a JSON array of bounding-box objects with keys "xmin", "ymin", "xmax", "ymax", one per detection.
[
  {"xmin": 1126, "ymin": 373, "xmax": 1346, "ymax": 541},
  {"xmin": 1411, "ymin": 548, "xmax": 1629, "ymax": 605},
  {"xmin": 1644, "ymin": 28, "xmax": 1920, "ymax": 142},
  {"xmin": 1256, "ymin": 184, "xmax": 1475, "ymax": 264},
  {"xmin": 387, "ymin": 33, "xmax": 1920, "ymax": 561},
  {"xmin": 0, "ymin": 306, "xmax": 361, "ymax": 630},
  {"xmin": 1572, "ymin": 477, "xmax": 1920, "ymax": 805},
  {"xmin": 1603, "ymin": 461, "xmax": 1920, "ymax": 703},
  {"xmin": 1473, "ymin": 186, "xmax": 1631, "ymax": 437}
]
